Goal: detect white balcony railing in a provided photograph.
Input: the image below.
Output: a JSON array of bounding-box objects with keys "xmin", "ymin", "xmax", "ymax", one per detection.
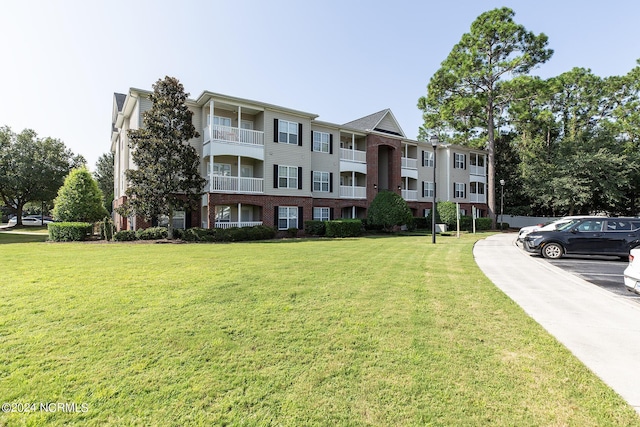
[
  {"xmin": 469, "ymin": 194, "xmax": 487, "ymax": 203},
  {"xmin": 210, "ymin": 176, "xmax": 264, "ymax": 193},
  {"xmin": 340, "ymin": 185, "xmax": 366, "ymax": 199},
  {"xmin": 203, "ymin": 125, "xmax": 264, "ymax": 146},
  {"xmin": 214, "ymin": 221, "xmax": 263, "ymax": 229},
  {"xmin": 340, "ymin": 148, "xmax": 366, "ymax": 163},
  {"xmin": 401, "ymin": 157, "xmax": 418, "ymax": 169},
  {"xmin": 402, "ymin": 190, "xmax": 418, "ymax": 201},
  {"xmin": 470, "ymin": 165, "xmax": 486, "ymax": 176}
]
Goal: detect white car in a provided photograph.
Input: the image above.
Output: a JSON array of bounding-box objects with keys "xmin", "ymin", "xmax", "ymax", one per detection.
[
  {"xmin": 7, "ymin": 215, "xmax": 53, "ymax": 226},
  {"xmin": 624, "ymin": 248, "xmax": 640, "ymax": 294},
  {"xmin": 517, "ymin": 216, "xmax": 589, "ymax": 242}
]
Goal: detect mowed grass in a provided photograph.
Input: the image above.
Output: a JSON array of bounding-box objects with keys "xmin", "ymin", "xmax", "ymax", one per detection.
[{"xmin": 1, "ymin": 233, "xmax": 638, "ymax": 426}]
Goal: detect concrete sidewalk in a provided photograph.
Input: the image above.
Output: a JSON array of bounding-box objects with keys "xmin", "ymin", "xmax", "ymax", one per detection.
[{"xmin": 474, "ymin": 233, "xmax": 640, "ymax": 414}]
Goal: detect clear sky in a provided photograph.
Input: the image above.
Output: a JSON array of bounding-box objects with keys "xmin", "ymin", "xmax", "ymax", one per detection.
[{"xmin": 1, "ymin": 0, "xmax": 638, "ymax": 170}]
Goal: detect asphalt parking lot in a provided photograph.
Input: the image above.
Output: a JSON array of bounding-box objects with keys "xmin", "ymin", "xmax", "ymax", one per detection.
[{"xmin": 537, "ymin": 254, "xmax": 640, "ymax": 302}]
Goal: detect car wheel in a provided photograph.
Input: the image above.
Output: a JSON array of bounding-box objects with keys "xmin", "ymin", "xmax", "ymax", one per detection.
[{"xmin": 542, "ymin": 243, "xmax": 563, "ymax": 259}]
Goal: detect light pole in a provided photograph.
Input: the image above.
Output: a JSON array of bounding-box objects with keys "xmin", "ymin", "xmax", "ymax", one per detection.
[
  {"xmin": 499, "ymin": 179, "xmax": 505, "ymax": 230},
  {"xmin": 430, "ymin": 135, "xmax": 439, "ymax": 244}
]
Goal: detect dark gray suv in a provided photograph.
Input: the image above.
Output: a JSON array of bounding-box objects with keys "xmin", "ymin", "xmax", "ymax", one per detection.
[{"xmin": 523, "ymin": 217, "xmax": 640, "ymax": 259}]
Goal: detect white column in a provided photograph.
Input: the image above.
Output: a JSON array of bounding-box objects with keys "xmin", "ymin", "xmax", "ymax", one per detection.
[
  {"xmin": 237, "ymin": 203, "xmax": 242, "ymax": 226},
  {"xmin": 209, "ymin": 100, "xmax": 214, "ymax": 142},
  {"xmin": 209, "ymin": 155, "xmax": 214, "ymax": 192}
]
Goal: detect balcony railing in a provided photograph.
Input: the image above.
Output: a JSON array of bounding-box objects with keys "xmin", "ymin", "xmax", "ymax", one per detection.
[
  {"xmin": 401, "ymin": 157, "xmax": 418, "ymax": 169},
  {"xmin": 340, "ymin": 185, "xmax": 366, "ymax": 199},
  {"xmin": 402, "ymin": 190, "xmax": 418, "ymax": 201},
  {"xmin": 340, "ymin": 148, "xmax": 366, "ymax": 163},
  {"xmin": 203, "ymin": 125, "xmax": 264, "ymax": 146},
  {"xmin": 470, "ymin": 165, "xmax": 486, "ymax": 176},
  {"xmin": 469, "ymin": 194, "xmax": 487, "ymax": 203},
  {"xmin": 214, "ymin": 221, "xmax": 263, "ymax": 229},
  {"xmin": 210, "ymin": 175, "xmax": 264, "ymax": 193}
]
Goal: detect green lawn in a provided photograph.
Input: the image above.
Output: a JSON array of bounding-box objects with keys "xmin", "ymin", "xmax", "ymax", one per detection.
[{"xmin": 1, "ymin": 233, "xmax": 638, "ymax": 426}]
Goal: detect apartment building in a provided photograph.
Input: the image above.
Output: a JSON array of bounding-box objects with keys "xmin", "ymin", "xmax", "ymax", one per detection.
[{"xmin": 111, "ymin": 88, "xmax": 488, "ymax": 232}]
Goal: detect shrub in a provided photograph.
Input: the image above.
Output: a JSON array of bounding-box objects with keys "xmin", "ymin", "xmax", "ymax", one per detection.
[
  {"xmin": 413, "ymin": 217, "xmax": 430, "ymax": 230},
  {"xmin": 246, "ymin": 225, "xmax": 276, "ymax": 241},
  {"xmin": 476, "ymin": 218, "xmax": 492, "ymax": 230},
  {"xmin": 48, "ymin": 222, "xmax": 93, "ymax": 242},
  {"xmin": 367, "ymin": 191, "xmax": 413, "ymax": 232},
  {"xmin": 136, "ymin": 227, "xmax": 168, "ymax": 240},
  {"xmin": 113, "ymin": 230, "xmax": 137, "ymax": 241},
  {"xmin": 436, "ymin": 201, "xmax": 458, "ymax": 229},
  {"xmin": 99, "ymin": 217, "xmax": 115, "ymax": 241},
  {"xmin": 286, "ymin": 227, "xmax": 298, "ymax": 238},
  {"xmin": 325, "ymin": 219, "xmax": 363, "ymax": 238},
  {"xmin": 182, "ymin": 227, "xmax": 216, "ymax": 242},
  {"xmin": 304, "ymin": 220, "xmax": 326, "ymax": 236},
  {"xmin": 52, "ymin": 167, "xmax": 108, "ymax": 222}
]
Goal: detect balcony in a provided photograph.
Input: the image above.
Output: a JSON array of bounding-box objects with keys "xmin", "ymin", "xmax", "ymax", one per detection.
[
  {"xmin": 401, "ymin": 157, "xmax": 418, "ymax": 169},
  {"xmin": 340, "ymin": 185, "xmax": 366, "ymax": 199},
  {"xmin": 340, "ymin": 148, "xmax": 366, "ymax": 163},
  {"xmin": 214, "ymin": 221, "xmax": 263, "ymax": 229},
  {"xmin": 470, "ymin": 165, "xmax": 486, "ymax": 176},
  {"xmin": 470, "ymin": 194, "xmax": 487, "ymax": 203},
  {"xmin": 208, "ymin": 176, "xmax": 264, "ymax": 194},
  {"xmin": 402, "ymin": 190, "xmax": 418, "ymax": 201},
  {"xmin": 203, "ymin": 124, "xmax": 264, "ymax": 146}
]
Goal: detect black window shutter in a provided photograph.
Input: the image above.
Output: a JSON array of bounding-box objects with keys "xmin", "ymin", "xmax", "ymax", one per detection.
[
  {"xmin": 310, "ymin": 130, "xmax": 314, "ymax": 151},
  {"xmin": 330, "ymin": 208, "xmax": 334, "ymax": 220},
  {"xmin": 465, "ymin": 183, "xmax": 467, "ymax": 197},
  {"xmin": 422, "ymin": 181, "xmax": 425, "ymax": 195},
  {"xmin": 330, "ymin": 172, "xmax": 333, "ymax": 193},
  {"xmin": 274, "ymin": 206, "xmax": 279, "ymax": 227},
  {"xmin": 298, "ymin": 167, "xmax": 303, "ymax": 190},
  {"xmin": 310, "ymin": 170, "xmax": 314, "ymax": 192},
  {"xmin": 298, "ymin": 206, "xmax": 304, "ymax": 229},
  {"xmin": 298, "ymin": 123, "xmax": 303, "ymax": 146},
  {"xmin": 464, "ymin": 155, "xmax": 467, "ymax": 169},
  {"xmin": 453, "ymin": 182, "xmax": 456, "ymax": 196},
  {"xmin": 329, "ymin": 134, "xmax": 333, "ymax": 154},
  {"xmin": 422, "ymin": 150, "xmax": 425, "ymax": 166},
  {"xmin": 274, "ymin": 119, "xmax": 279, "ymax": 142},
  {"xmin": 273, "ymin": 164, "xmax": 279, "ymax": 188},
  {"xmin": 453, "ymin": 154, "xmax": 456, "ymax": 168}
]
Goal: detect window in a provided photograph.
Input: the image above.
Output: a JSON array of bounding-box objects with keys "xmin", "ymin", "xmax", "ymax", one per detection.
[
  {"xmin": 215, "ymin": 206, "xmax": 231, "ymax": 222},
  {"xmin": 470, "ymin": 182, "xmax": 485, "ymax": 195},
  {"xmin": 158, "ymin": 211, "xmax": 186, "ymax": 229},
  {"xmin": 313, "ymin": 131, "xmax": 330, "ymax": 153},
  {"xmin": 278, "ymin": 206, "xmax": 298, "ymax": 230},
  {"xmin": 278, "ymin": 165, "xmax": 298, "ymax": 189},
  {"xmin": 454, "ymin": 182, "xmax": 466, "ymax": 198},
  {"xmin": 313, "ymin": 171, "xmax": 330, "ymax": 192},
  {"xmin": 213, "ymin": 163, "xmax": 231, "ymax": 176},
  {"xmin": 279, "ymin": 120, "xmax": 298, "ymax": 145},
  {"xmin": 454, "ymin": 153, "xmax": 466, "ymax": 169},
  {"xmin": 423, "ymin": 208, "xmax": 431, "ymax": 217},
  {"xmin": 423, "ymin": 150, "xmax": 434, "ymax": 167},
  {"xmin": 423, "ymin": 181, "xmax": 434, "ymax": 198},
  {"xmin": 313, "ymin": 207, "xmax": 330, "ymax": 221},
  {"xmin": 470, "ymin": 153, "xmax": 485, "ymax": 167}
]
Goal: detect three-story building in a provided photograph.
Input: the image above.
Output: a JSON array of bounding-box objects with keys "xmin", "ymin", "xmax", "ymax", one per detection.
[{"xmin": 111, "ymin": 88, "xmax": 488, "ymax": 232}]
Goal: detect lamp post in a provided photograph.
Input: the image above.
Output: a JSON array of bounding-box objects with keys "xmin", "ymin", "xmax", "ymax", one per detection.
[
  {"xmin": 430, "ymin": 135, "xmax": 439, "ymax": 244},
  {"xmin": 499, "ymin": 179, "xmax": 505, "ymax": 230}
]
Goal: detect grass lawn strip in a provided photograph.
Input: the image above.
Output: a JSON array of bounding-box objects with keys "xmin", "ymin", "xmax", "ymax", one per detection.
[{"xmin": 0, "ymin": 233, "xmax": 638, "ymax": 426}]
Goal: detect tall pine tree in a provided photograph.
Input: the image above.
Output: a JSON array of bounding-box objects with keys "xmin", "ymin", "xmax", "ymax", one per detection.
[{"xmin": 118, "ymin": 76, "xmax": 205, "ymax": 238}]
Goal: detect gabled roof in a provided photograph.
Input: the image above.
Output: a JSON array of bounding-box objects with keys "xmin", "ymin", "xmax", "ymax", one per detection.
[{"xmin": 343, "ymin": 109, "xmax": 405, "ymax": 137}]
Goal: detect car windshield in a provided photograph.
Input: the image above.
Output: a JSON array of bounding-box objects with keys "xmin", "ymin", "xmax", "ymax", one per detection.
[{"xmin": 556, "ymin": 219, "xmax": 582, "ymax": 231}]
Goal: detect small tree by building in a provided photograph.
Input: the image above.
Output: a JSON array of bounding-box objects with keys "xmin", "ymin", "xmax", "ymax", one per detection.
[
  {"xmin": 367, "ymin": 191, "xmax": 414, "ymax": 232},
  {"xmin": 53, "ymin": 167, "xmax": 108, "ymax": 222}
]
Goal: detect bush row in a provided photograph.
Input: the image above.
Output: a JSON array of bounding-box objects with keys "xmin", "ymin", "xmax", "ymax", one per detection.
[
  {"xmin": 304, "ymin": 219, "xmax": 363, "ymax": 238},
  {"xmin": 112, "ymin": 225, "xmax": 277, "ymax": 242},
  {"xmin": 48, "ymin": 222, "xmax": 93, "ymax": 242}
]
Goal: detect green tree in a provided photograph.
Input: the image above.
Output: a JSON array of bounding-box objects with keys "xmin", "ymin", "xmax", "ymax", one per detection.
[
  {"xmin": 117, "ymin": 76, "xmax": 205, "ymax": 239},
  {"xmin": 0, "ymin": 126, "xmax": 84, "ymax": 225},
  {"xmin": 418, "ymin": 7, "xmax": 553, "ymax": 225},
  {"xmin": 52, "ymin": 167, "xmax": 108, "ymax": 222},
  {"xmin": 94, "ymin": 152, "xmax": 114, "ymax": 214},
  {"xmin": 366, "ymin": 191, "xmax": 413, "ymax": 232}
]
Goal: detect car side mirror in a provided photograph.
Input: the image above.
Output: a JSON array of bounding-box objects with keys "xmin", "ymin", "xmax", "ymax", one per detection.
[{"xmin": 570, "ymin": 228, "xmax": 579, "ymax": 234}]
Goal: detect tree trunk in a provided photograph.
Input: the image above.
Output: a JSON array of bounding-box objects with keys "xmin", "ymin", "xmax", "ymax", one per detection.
[{"xmin": 487, "ymin": 105, "xmax": 497, "ymax": 229}]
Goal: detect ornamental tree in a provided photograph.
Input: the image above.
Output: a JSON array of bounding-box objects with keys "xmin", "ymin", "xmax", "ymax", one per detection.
[
  {"xmin": 418, "ymin": 7, "xmax": 553, "ymax": 226},
  {"xmin": 53, "ymin": 167, "xmax": 108, "ymax": 222},
  {"xmin": 117, "ymin": 76, "xmax": 205, "ymax": 239},
  {"xmin": 367, "ymin": 191, "xmax": 414, "ymax": 232}
]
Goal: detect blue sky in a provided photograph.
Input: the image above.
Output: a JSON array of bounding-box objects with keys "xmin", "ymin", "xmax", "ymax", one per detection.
[{"xmin": 1, "ymin": 0, "xmax": 638, "ymax": 169}]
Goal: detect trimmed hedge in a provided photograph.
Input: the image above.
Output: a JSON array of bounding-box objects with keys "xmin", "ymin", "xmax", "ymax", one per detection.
[
  {"xmin": 476, "ymin": 218, "xmax": 492, "ymax": 230},
  {"xmin": 136, "ymin": 227, "xmax": 168, "ymax": 240},
  {"xmin": 113, "ymin": 230, "xmax": 137, "ymax": 241},
  {"xmin": 181, "ymin": 225, "xmax": 276, "ymax": 242},
  {"xmin": 325, "ymin": 219, "xmax": 363, "ymax": 238},
  {"xmin": 304, "ymin": 220, "xmax": 326, "ymax": 236},
  {"xmin": 48, "ymin": 222, "xmax": 93, "ymax": 242}
]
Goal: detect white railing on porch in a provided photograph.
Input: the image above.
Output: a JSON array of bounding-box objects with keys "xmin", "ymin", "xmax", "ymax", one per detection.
[
  {"xmin": 340, "ymin": 148, "xmax": 366, "ymax": 163},
  {"xmin": 401, "ymin": 157, "xmax": 418, "ymax": 169},
  {"xmin": 402, "ymin": 190, "xmax": 418, "ymax": 201},
  {"xmin": 214, "ymin": 221, "xmax": 263, "ymax": 229},
  {"xmin": 211, "ymin": 176, "xmax": 264, "ymax": 193},
  {"xmin": 470, "ymin": 194, "xmax": 487, "ymax": 203},
  {"xmin": 203, "ymin": 125, "xmax": 264, "ymax": 146},
  {"xmin": 339, "ymin": 185, "xmax": 366, "ymax": 199},
  {"xmin": 470, "ymin": 165, "xmax": 486, "ymax": 176}
]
